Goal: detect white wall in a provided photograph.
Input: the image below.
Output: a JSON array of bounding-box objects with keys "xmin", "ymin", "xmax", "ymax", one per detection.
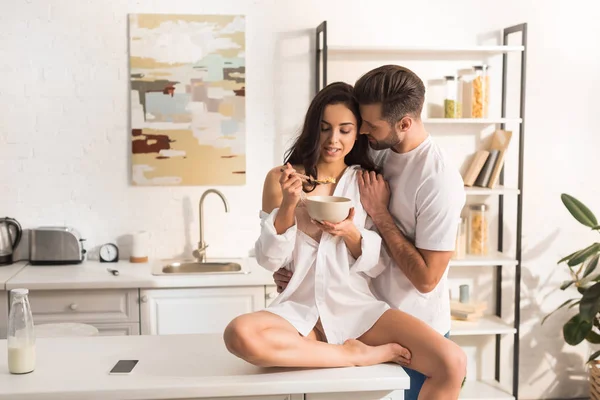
[{"xmin": 2, "ymin": 0, "xmax": 600, "ymax": 398}]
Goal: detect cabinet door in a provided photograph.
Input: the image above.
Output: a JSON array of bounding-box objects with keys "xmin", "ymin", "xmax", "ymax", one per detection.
[
  {"xmin": 140, "ymin": 287, "xmax": 264, "ymax": 335},
  {"xmin": 306, "ymin": 392, "xmax": 404, "ymax": 400},
  {"xmin": 94, "ymin": 322, "xmax": 140, "ymax": 336},
  {"xmin": 179, "ymin": 396, "xmax": 301, "ymax": 400},
  {"xmin": 0, "ymin": 291, "xmax": 7, "ymax": 339},
  {"xmin": 264, "ymin": 285, "xmax": 279, "ymax": 308}
]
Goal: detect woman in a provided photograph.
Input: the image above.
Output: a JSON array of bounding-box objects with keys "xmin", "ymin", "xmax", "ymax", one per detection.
[{"xmin": 223, "ymin": 82, "xmax": 466, "ymax": 399}]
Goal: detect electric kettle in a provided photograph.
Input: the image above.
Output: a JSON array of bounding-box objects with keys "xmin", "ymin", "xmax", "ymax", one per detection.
[{"xmin": 0, "ymin": 217, "xmax": 22, "ymax": 266}]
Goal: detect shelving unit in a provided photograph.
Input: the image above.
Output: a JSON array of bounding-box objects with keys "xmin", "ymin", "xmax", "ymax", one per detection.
[
  {"xmin": 315, "ymin": 21, "xmax": 527, "ymax": 399},
  {"xmin": 451, "ymin": 316, "xmax": 516, "ymax": 336},
  {"xmin": 423, "ymin": 118, "xmax": 522, "ymax": 124},
  {"xmin": 449, "ymin": 252, "xmax": 518, "ymax": 268},
  {"xmin": 460, "ymin": 380, "xmax": 514, "ymax": 400}
]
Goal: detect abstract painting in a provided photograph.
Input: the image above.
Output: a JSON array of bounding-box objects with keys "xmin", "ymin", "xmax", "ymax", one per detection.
[{"xmin": 129, "ymin": 14, "xmax": 246, "ymax": 186}]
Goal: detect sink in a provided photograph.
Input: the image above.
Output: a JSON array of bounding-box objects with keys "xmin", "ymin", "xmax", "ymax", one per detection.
[{"xmin": 153, "ymin": 260, "xmax": 247, "ymax": 276}]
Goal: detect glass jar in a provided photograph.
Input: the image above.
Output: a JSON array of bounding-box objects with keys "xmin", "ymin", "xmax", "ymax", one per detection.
[
  {"xmin": 467, "ymin": 204, "xmax": 489, "ymax": 255},
  {"xmin": 444, "ymin": 75, "xmax": 462, "ymax": 118},
  {"xmin": 470, "ymin": 65, "xmax": 490, "ymax": 118},
  {"xmin": 8, "ymin": 288, "xmax": 36, "ymax": 374},
  {"xmin": 453, "ymin": 217, "xmax": 466, "ymax": 259}
]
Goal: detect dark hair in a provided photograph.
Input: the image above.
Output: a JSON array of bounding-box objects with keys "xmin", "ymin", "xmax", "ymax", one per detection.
[
  {"xmin": 354, "ymin": 65, "xmax": 426, "ymax": 124},
  {"xmin": 284, "ymin": 82, "xmax": 377, "ymax": 191}
]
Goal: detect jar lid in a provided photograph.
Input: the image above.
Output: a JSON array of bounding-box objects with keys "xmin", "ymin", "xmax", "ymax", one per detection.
[
  {"xmin": 469, "ymin": 203, "xmax": 488, "ymax": 211},
  {"xmin": 445, "ymin": 75, "xmax": 457, "ymax": 80},
  {"xmin": 11, "ymin": 288, "xmax": 29, "ymax": 296},
  {"xmin": 473, "ymin": 64, "xmax": 490, "ymax": 70}
]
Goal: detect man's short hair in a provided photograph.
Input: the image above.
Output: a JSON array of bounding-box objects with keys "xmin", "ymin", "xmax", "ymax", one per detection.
[{"xmin": 354, "ymin": 65, "xmax": 426, "ymax": 124}]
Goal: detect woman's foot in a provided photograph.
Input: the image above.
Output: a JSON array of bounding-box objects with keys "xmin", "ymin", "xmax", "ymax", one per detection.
[{"xmin": 342, "ymin": 339, "xmax": 411, "ymax": 367}]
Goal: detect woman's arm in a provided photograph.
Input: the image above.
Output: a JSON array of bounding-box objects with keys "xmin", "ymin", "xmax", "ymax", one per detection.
[
  {"xmin": 262, "ymin": 167, "xmax": 302, "ymax": 234},
  {"xmin": 255, "ymin": 165, "xmax": 302, "ymax": 272}
]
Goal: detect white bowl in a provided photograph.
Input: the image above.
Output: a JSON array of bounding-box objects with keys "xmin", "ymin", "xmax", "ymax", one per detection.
[{"xmin": 305, "ymin": 196, "xmax": 352, "ymax": 223}]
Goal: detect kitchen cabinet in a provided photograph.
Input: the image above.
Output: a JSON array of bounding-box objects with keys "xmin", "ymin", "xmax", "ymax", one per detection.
[
  {"xmin": 184, "ymin": 396, "xmax": 302, "ymax": 400},
  {"xmin": 15, "ymin": 289, "xmax": 141, "ymax": 336},
  {"xmin": 95, "ymin": 322, "xmax": 140, "ymax": 336},
  {"xmin": 306, "ymin": 392, "xmax": 402, "ymax": 400},
  {"xmin": 140, "ymin": 287, "xmax": 264, "ymax": 335},
  {"xmin": 265, "ymin": 285, "xmax": 279, "ymax": 307},
  {"xmin": 0, "ymin": 291, "xmax": 7, "ymax": 339}
]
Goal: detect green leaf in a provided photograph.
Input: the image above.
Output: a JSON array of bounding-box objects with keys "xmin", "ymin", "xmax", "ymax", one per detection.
[
  {"xmin": 569, "ymin": 300, "xmax": 581, "ymax": 309},
  {"xmin": 587, "ymin": 330, "xmax": 600, "ymax": 344},
  {"xmin": 583, "ymin": 254, "xmax": 600, "ymax": 278},
  {"xmin": 562, "ymin": 193, "xmax": 598, "ymax": 228},
  {"xmin": 542, "ymin": 298, "xmax": 579, "ymax": 325},
  {"xmin": 564, "ymin": 314, "xmax": 593, "ymax": 345},
  {"xmin": 588, "ymin": 350, "xmax": 600, "ymax": 364},
  {"xmin": 578, "ymin": 286, "xmax": 588, "ymax": 295},
  {"xmin": 558, "ymin": 249, "xmax": 582, "ymax": 264},
  {"xmin": 593, "ymin": 225, "xmax": 600, "ymax": 230},
  {"xmin": 567, "ymin": 243, "xmax": 600, "ymax": 267},
  {"xmin": 561, "ymin": 280, "xmax": 575, "ymax": 290},
  {"xmin": 580, "ymin": 281, "xmax": 600, "ymax": 321}
]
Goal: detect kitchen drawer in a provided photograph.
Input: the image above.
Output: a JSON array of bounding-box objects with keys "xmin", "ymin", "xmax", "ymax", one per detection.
[
  {"xmin": 94, "ymin": 322, "xmax": 140, "ymax": 336},
  {"xmin": 28, "ymin": 289, "xmax": 139, "ymax": 324},
  {"xmin": 306, "ymin": 392, "xmax": 403, "ymax": 400}
]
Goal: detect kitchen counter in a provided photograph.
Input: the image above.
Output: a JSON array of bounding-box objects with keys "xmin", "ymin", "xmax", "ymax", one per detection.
[
  {"xmin": 0, "ymin": 333, "xmax": 409, "ymax": 400},
  {"xmin": 5, "ymin": 258, "xmax": 276, "ymax": 290},
  {"xmin": 0, "ymin": 261, "xmax": 27, "ymax": 290}
]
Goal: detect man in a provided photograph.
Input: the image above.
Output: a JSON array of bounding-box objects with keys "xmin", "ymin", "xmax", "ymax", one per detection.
[{"xmin": 274, "ymin": 65, "xmax": 466, "ymax": 399}]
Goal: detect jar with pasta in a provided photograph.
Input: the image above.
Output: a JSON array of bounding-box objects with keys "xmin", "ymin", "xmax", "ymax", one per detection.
[
  {"xmin": 470, "ymin": 65, "xmax": 490, "ymax": 118},
  {"xmin": 467, "ymin": 204, "xmax": 489, "ymax": 255},
  {"xmin": 444, "ymin": 75, "xmax": 462, "ymax": 118}
]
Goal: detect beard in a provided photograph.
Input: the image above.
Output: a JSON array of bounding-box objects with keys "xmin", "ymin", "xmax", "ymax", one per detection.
[{"xmin": 368, "ymin": 128, "xmax": 403, "ymax": 150}]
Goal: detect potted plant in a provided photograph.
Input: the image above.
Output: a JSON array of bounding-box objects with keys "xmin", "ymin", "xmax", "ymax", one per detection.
[{"xmin": 543, "ymin": 193, "xmax": 600, "ymax": 397}]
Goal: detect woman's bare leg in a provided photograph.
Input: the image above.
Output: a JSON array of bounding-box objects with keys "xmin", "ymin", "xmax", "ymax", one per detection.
[
  {"xmin": 223, "ymin": 310, "xmax": 411, "ymax": 368},
  {"xmin": 359, "ymin": 309, "xmax": 466, "ymax": 400}
]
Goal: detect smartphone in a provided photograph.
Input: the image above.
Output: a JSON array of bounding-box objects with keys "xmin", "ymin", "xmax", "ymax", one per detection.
[{"xmin": 109, "ymin": 360, "xmax": 139, "ymax": 375}]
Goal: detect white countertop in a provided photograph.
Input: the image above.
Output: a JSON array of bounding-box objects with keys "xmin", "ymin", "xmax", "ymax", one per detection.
[
  {"xmin": 0, "ymin": 262, "xmax": 27, "ymax": 290},
  {"xmin": 0, "ymin": 334, "xmax": 409, "ymax": 400},
  {"xmin": 6, "ymin": 258, "xmax": 276, "ymax": 290}
]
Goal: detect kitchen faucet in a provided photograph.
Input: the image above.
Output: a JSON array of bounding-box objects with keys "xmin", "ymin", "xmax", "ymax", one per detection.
[{"xmin": 193, "ymin": 189, "xmax": 230, "ymax": 262}]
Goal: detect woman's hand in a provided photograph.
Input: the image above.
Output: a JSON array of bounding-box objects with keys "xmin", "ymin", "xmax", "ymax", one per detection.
[
  {"xmin": 312, "ymin": 208, "xmax": 359, "ymax": 238},
  {"xmin": 313, "ymin": 208, "xmax": 363, "ymax": 259},
  {"xmin": 279, "ymin": 163, "xmax": 303, "ymax": 209}
]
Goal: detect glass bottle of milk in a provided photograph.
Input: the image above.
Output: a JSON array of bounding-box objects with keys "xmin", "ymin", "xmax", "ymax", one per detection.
[{"xmin": 7, "ymin": 288, "xmax": 36, "ymax": 374}]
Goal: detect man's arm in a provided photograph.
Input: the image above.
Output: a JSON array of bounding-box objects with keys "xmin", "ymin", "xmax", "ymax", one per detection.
[
  {"xmin": 370, "ymin": 210, "xmax": 454, "ymax": 293},
  {"xmin": 359, "ymin": 170, "xmax": 465, "ymax": 293}
]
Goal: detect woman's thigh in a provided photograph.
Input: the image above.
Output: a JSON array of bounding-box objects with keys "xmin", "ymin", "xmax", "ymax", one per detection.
[
  {"xmin": 358, "ymin": 309, "xmax": 455, "ymax": 377},
  {"xmin": 227, "ymin": 310, "xmax": 322, "ymax": 341}
]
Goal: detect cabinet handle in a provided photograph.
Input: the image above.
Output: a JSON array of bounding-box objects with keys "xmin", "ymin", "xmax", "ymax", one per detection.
[
  {"xmin": 69, "ymin": 303, "xmax": 78, "ymax": 311},
  {"xmin": 140, "ymin": 295, "xmax": 148, "ymax": 303},
  {"xmin": 266, "ymin": 292, "xmax": 278, "ymax": 299}
]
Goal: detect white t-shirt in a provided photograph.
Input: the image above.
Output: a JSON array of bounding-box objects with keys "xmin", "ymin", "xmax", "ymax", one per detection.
[{"xmin": 370, "ymin": 135, "xmax": 466, "ymax": 335}]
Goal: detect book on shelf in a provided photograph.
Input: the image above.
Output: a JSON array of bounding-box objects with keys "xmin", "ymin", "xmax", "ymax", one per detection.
[
  {"xmin": 450, "ymin": 300, "xmax": 488, "ymax": 321},
  {"xmin": 473, "ymin": 149, "xmax": 499, "ymax": 187},
  {"xmin": 486, "ymin": 130, "xmax": 513, "ymax": 188},
  {"xmin": 462, "ymin": 150, "xmax": 489, "ymax": 186},
  {"xmin": 461, "ymin": 130, "xmax": 513, "ymax": 189}
]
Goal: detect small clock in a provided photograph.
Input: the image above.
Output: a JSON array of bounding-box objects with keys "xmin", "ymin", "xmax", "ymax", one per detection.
[{"xmin": 99, "ymin": 243, "xmax": 119, "ymax": 263}]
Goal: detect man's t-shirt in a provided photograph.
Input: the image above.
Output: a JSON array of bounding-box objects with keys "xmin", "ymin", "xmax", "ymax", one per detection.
[{"xmin": 370, "ymin": 135, "xmax": 466, "ymax": 335}]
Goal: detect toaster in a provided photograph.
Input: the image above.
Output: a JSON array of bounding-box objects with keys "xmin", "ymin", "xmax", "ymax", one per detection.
[{"xmin": 29, "ymin": 227, "xmax": 86, "ymax": 265}]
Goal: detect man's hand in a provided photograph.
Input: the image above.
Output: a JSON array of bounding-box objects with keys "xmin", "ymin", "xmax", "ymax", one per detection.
[
  {"xmin": 273, "ymin": 268, "xmax": 293, "ymax": 293},
  {"xmin": 358, "ymin": 171, "xmax": 390, "ymax": 218}
]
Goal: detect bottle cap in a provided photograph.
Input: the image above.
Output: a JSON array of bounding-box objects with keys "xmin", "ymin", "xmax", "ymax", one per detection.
[{"xmin": 11, "ymin": 288, "xmax": 29, "ymax": 296}]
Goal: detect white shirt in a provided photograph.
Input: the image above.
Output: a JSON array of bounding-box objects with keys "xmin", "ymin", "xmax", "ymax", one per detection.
[
  {"xmin": 370, "ymin": 136, "xmax": 466, "ymax": 335},
  {"xmin": 255, "ymin": 165, "xmax": 390, "ymax": 345}
]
